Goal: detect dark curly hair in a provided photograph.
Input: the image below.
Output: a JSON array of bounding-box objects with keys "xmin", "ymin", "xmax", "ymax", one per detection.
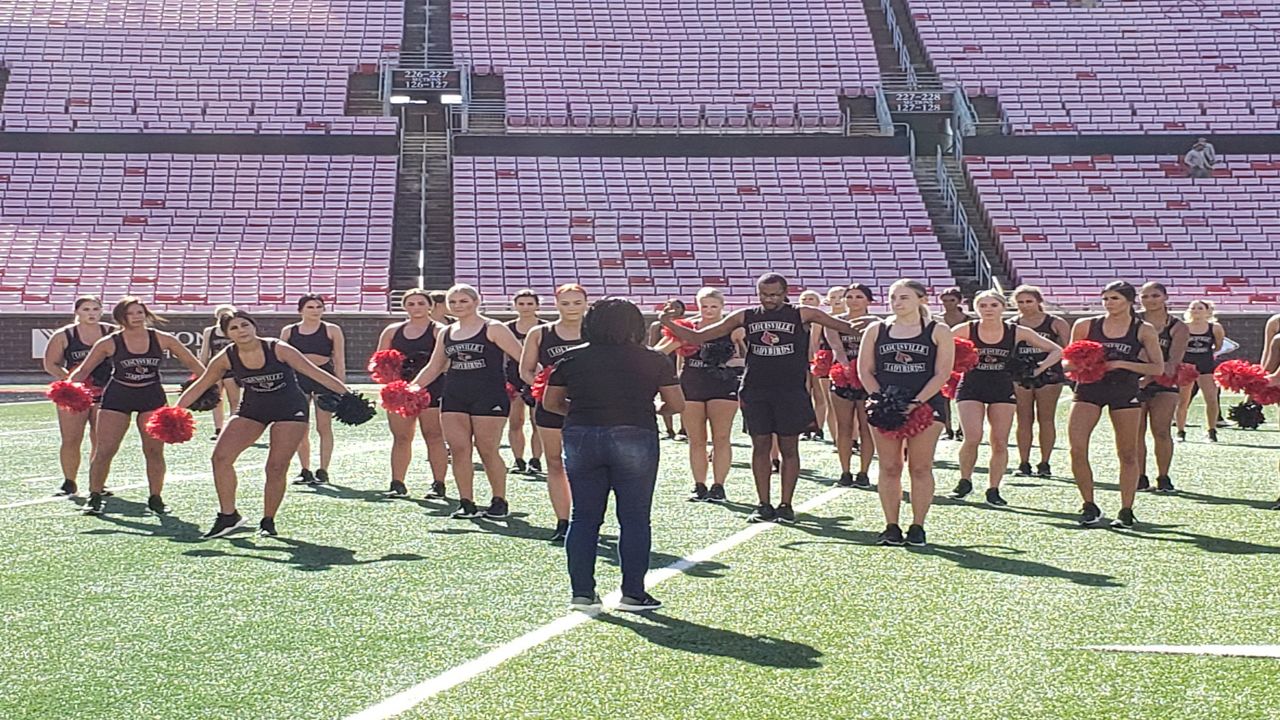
[{"xmin": 582, "ymin": 297, "xmax": 646, "ymax": 346}]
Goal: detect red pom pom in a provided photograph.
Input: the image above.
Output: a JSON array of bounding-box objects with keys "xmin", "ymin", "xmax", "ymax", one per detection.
[
  {"xmin": 1215, "ymin": 359, "xmax": 1268, "ymax": 394},
  {"xmin": 531, "ymin": 365, "xmax": 555, "ymax": 403},
  {"xmin": 941, "ymin": 371, "xmax": 965, "ymax": 400},
  {"xmin": 884, "ymin": 403, "xmax": 937, "ymax": 440},
  {"xmin": 505, "ymin": 381, "xmax": 520, "ymax": 399},
  {"xmin": 47, "ymin": 380, "xmax": 94, "ymax": 413},
  {"xmin": 829, "ymin": 362, "xmax": 863, "ymax": 390},
  {"xmin": 1158, "ymin": 362, "xmax": 1200, "ymax": 387},
  {"xmin": 144, "ymin": 406, "xmax": 194, "ymax": 444},
  {"xmin": 661, "ymin": 319, "xmax": 700, "ymax": 357},
  {"xmin": 368, "ymin": 349, "xmax": 406, "ymax": 385},
  {"xmin": 811, "ymin": 349, "xmax": 833, "ymax": 378},
  {"xmin": 1063, "ymin": 340, "xmax": 1109, "ymax": 384},
  {"xmin": 952, "ymin": 337, "xmax": 979, "ymax": 374},
  {"xmin": 380, "ymin": 380, "xmax": 431, "ymax": 418},
  {"xmin": 1248, "ymin": 382, "xmax": 1280, "ymax": 406}
]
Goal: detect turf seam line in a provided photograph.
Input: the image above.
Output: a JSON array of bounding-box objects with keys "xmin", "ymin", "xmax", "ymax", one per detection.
[
  {"xmin": 1085, "ymin": 645, "xmax": 1280, "ymax": 658},
  {"xmin": 344, "ymin": 485, "xmax": 850, "ymax": 720}
]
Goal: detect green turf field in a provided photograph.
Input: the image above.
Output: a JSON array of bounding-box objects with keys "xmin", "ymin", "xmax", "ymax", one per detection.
[{"xmin": 2, "ymin": 389, "xmax": 1278, "ymax": 720}]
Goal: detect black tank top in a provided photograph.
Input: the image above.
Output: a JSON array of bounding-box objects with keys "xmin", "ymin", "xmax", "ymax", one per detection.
[
  {"xmin": 1186, "ymin": 324, "xmax": 1216, "ymax": 359},
  {"xmin": 873, "ymin": 319, "xmax": 938, "ymax": 395},
  {"xmin": 110, "ymin": 330, "xmax": 163, "ymax": 385},
  {"xmin": 968, "ymin": 321, "xmax": 1017, "ymax": 375},
  {"xmin": 1086, "ymin": 316, "xmax": 1142, "ymax": 383},
  {"xmin": 390, "ymin": 321, "xmax": 437, "ymax": 381},
  {"xmin": 1139, "ymin": 313, "xmax": 1181, "ymax": 362},
  {"xmin": 227, "ymin": 339, "xmax": 302, "ymax": 398},
  {"xmin": 444, "ymin": 323, "xmax": 506, "ymax": 395},
  {"xmin": 205, "ymin": 325, "xmax": 233, "ymax": 357},
  {"xmin": 64, "ymin": 323, "xmax": 116, "ymax": 386},
  {"xmin": 1017, "ymin": 315, "xmax": 1061, "ymax": 366},
  {"xmin": 741, "ymin": 304, "xmax": 808, "ymax": 394},
  {"xmin": 285, "ymin": 322, "xmax": 335, "ymax": 357},
  {"xmin": 538, "ymin": 323, "xmax": 581, "ymax": 367},
  {"xmin": 834, "ymin": 316, "xmax": 870, "ymax": 360}
]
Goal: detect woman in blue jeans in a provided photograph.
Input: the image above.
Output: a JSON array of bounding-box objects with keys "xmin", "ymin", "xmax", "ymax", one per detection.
[{"xmin": 543, "ymin": 297, "xmax": 685, "ymax": 612}]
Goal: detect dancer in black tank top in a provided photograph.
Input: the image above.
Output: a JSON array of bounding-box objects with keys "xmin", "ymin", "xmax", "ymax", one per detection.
[
  {"xmin": 823, "ymin": 283, "xmax": 879, "ymax": 490},
  {"xmin": 811, "ymin": 285, "xmax": 849, "ymax": 441},
  {"xmin": 69, "ymin": 297, "xmax": 205, "ymax": 516},
  {"xmin": 504, "ymin": 290, "xmax": 544, "ymax": 477},
  {"xmin": 412, "ymin": 284, "xmax": 525, "ymax": 521},
  {"xmin": 1176, "ymin": 299, "xmax": 1226, "ymax": 444},
  {"xmin": 1066, "ymin": 282, "xmax": 1164, "ymax": 530},
  {"xmin": 1012, "ymin": 286, "xmax": 1071, "ymax": 478},
  {"xmin": 519, "ymin": 284, "xmax": 588, "ymax": 542},
  {"xmin": 800, "ymin": 290, "xmax": 830, "ymax": 443},
  {"xmin": 199, "ymin": 305, "xmax": 241, "ymax": 441},
  {"xmin": 661, "ymin": 272, "xmax": 859, "ymax": 525},
  {"xmin": 858, "ymin": 279, "xmax": 955, "ymax": 547},
  {"xmin": 1135, "ymin": 283, "xmax": 1189, "ymax": 493},
  {"xmin": 179, "ymin": 311, "xmax": 348, "ymax": 539},
  {"xmin": 282, "ymin": 294, "xmax": 347, "ymax": 486},
  {"xmin": 375, "ymin": 290, "xmax": 449, "ymax": 500},
  {"xmin": 41, "ymin": 296, "xmax": 117, "ymax": 497},
  {"xmin": 948, "ymin": 291, "xmax": 1062, "ymax": 507}
]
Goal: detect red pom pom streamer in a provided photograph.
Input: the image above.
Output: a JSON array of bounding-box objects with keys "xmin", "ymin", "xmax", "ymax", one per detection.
[
  {"xmin": 531, "ymin": 365, "xmax": 555, "ymax": 403},
  {"xmin": 810, "ymin": 349, "xmax": 833, "ymax": 378},
  {"xmin": 1248, "ymin": 382, "xmax": 1280, "ymax": 406},
  {"xmin": 883, "ymin": 403, "xmax": 937, "ymax": 440},
  {"xmin": 380, "ymin": 380, "xmax": 431, "ymax": 418},
  {"xmin": 952, "ymin": 337, "xmax": 979, "ymax": 374},
  {"xmin": 941, "ymin": 371, "xmax": 965, "ymax": 400},
  {"xmin": 47, "ymin": 380, "xmax": 94, "ymax": 413},
  {"xmin": 144, "ymin": 406, "xmax": 195, "ymax": 444},
  {"xmin": 661, "ymin": 318, "xmax": 700, "ymax": 357},
  {"xmin": 1063, "ymin": 340, "xmax": 1109, "ymax": 384},
  {"xmin": 505, "ymin": 381, "xmax": 520, "ymax": 399},
  {"xmin": 1215, "ymin": 359, "xmax": 1268, "ymax": 394},
  {"xmin": 828, "ymin": 362, "xmax": 863, "ymax": 390},
  {"xmin": 368, "ymin": 349, "xmax": 406, "ymax": 385},
  {"xmin": 1156, "ymin": 362, "xmax": 1200, "ymax": 387}
]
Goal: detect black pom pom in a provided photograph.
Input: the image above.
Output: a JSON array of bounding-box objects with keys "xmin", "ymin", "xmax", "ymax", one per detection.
[
  {"xmin": 698, "ymin": 341, "xmax": 735, "ymax": 367},
  {"xmin": 520, "ymin": 385, "xmax": 537, "ymax": 408},
  {"xmin": 833, "ymin": 385, "xmax": 868, "ymax": 402},
  {"xmin": 400, "ymin": 353, "xmax": 428, "ymax": 381},
  {"xmin": 866, "ymin": 385, "xmax": 913, "ymax": 431},
  {"xmin": 330, "ymin": 392, "xmax": 377, "ymax": 426},
  {"xmin": 1228, "ymin": 401, "xmax": 1266, "ymax": 430},
  {"xmin": 179, "ymin": 378, "xmax": 222, "ymax": 412}
]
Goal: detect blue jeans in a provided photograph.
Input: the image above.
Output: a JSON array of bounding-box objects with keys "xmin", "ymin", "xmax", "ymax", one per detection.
[{"xmin": 562, "ymin": 424, "xmax": 660, "ymax": 599}]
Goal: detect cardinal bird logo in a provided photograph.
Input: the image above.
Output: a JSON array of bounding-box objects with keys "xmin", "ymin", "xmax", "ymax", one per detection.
[
  {"xmin": 761, "ymin": 331, "xmax": 780, "ymax": 346},
  {"xmin": 895, "ymin": 351, "xmax": 913, "ymax": 363}
]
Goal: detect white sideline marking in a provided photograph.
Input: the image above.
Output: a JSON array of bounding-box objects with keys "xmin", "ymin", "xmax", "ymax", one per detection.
[
  {"xmin": 0, "ymin": 423, "xmax": 58, "ymax": 437},
  {"xmin": 345, "ymin": 485, "xmax": 850, "ymax": 720},
  {"xmin": 0, "ymin": 439, "xmax": 392, "ymax": 511},
  {"xmin": 1087, "ymin": 645, "xmax": 1280, "ymax": 659}
]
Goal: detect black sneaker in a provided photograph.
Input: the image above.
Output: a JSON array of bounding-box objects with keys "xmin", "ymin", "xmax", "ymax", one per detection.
[
  {"xmin": 771, "ymin": 459, "xmax": 780, "ymax": 474},
  {"xmin": 1176, "ymin": 429, "xmax": 1186, "ymax": 442},
  {"xmin": 774, "ymin": 504, "xmax": 796, "ymax": 524},
  {"xmin": 425, "ymin": 481, "xmax": 447, "ymax": 499},
  {"xmin": 706, "ymin": 484, "xmax": 727, "ymax": 503},
  {"xmin": 836, "ymin": 471, "xmax": 854, "ymax": 488},
  {"xmin": 676, "ymin": 428, "xmax": 688, "ymax": 442},
  {"xmin": 211, "ymin": 427, "xmax": 221, "ymax": 441},
  {"xmin": 853, "ymin": 472, "xmax": 872, "ymax": 489},
  {"xmin": 1208, "ymin": 429, "xmax": 1218, "ymax": 443},
  {"xmin": 82, "ymin": 492, "xmax": 104, "ymax": 515},
  {"xmin": 985, "ymin": 487, "xmax": 1008, "ymax": 507},
  {"xmin": 202, "ymin": 511, "xmax": 245, "ymax": 539},
  {"xmin": 905, "ymin": 524, "xmax": 927, "ymax": 547},
  {"xmin": 955, "ymin": 429, "xmax": 965, "ymax": 441},
  {"xmin": 513, "ymin": 458, "xmax": 527, "ymax": 474},
  {"xmin": 570, "ymin": 594, "xmax": 602, "ymax": 612},
  {"xmin": 877, "ymin": 524, "xmax": 905, "ymax": 546},
  {"xmin": 292, "ymin": 469, "xmax": 315, "ymax": 486},
  {"xmin": 313, "ymin": 469, "xmax": 329, "ymax": 485},
  {"xmin": 147, "ymin": 494, "xmax": 169, "ymax": 515},
  {"xmin": 55, "ymin": 479, "xmax": 78, "ymax": 497},
  {"xmin": 451, "ymin": 498, "xmax": 482, "ymax": 519},
  {"xmin": 258, "ymin": 517, "xmax": 278, "ymax": 537},
  {"xmin": 943, "ymin": 429, "xmax": 955, "ymax": 441},
  {"xmin": 484, "ymin": 497, "xmax": 510, "ymax": 519},
  {"xmin": 1079, "ymin": 502, "xmax": 1104, "ymax": 526},
  {"xmin": 1156, "ymin": 475, "xmax": 1176, "ymax": 494},
  {"xmin": 1137, "ymin": 475, "xmax": 1151, "ymax": 492},
  {"xmin": 1036, "ymin": 462, "xmax": 1052, "ymax": 478},
  {"xmin": 1110, "ymin": 507, "xmax": 1136, "ymax": 529},
  {"xmin": 813, "ymin": 429, "xmax": 825, "ymax": 442},
  {"xmin": 384, "ymin": 480, "xmax": 409, "ymax": 498},
  {"xmin": 665, "ymin": 430, "xmax": 676, "ymax": 441},
  {"xmin": 747, "ymin": 503, "xmax": 776, "ymax": 523},
  {"xmin": 851, "ymin": 440, "xmax": 860, "ymax": 452},
  {"xmin": 688, "ymin": 483, "xmax": 709, "ymax": 502},
  {"xmin": 949, "ymin": 478, "xmax": 973, "ymax": 499},
  {"xmin": 550, "ymin": 519, "xmax": 569, "ymax": 544},
  {"xmin": 1016, "ymin": 462, "xmax": 1032, "ymax": 477},
  {"xmin": 528, "ymin": 458, "xmax": 542, "ymax": 474},
  {"xmin": 617, "ymin": 593, "xmax": 662, "ymax": 612}
]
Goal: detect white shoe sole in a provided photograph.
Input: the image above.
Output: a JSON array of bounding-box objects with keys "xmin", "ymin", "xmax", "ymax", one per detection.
[
  {"xmin": 616, "ymin": 601, "xmax": 662, "ymax": 613},
  {"xmin": 204, "ymin": 517, "xmax": 247, "ymax": 539}
]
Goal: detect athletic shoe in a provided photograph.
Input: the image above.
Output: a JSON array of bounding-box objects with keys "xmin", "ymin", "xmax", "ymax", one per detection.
[
  {"xmin": 617, "ymin": 593, "xmax": 663, "ymax": 612},
  {"xmin": 210, "ymin": 428, "xmax": 221, "ymax": 441},
  {"xmin": 706, "ymin": 484, "xmax": 727, "ymax": 503},
  {"xmin": 1079, "ymin": 502, "xmax": 1104, "ymax": 526},
  {"xmin": 147, "ymin": 494, "xmax": 169, "ymax": 515},
  {"xmin": 688, "ymin": 483, "xmax": 709, "ymax": 502},
  {"xmin": 949, "ymin": 478, "xmax": 973, "ymax": 499},
  {"xmin": 484, "ymin": 497, "xmax": 510, "ymax": 519},
  {"xmin": 836, "ymin": 471, "xmax": 854, "ymax": 488},
  {"xmin": 1155, "ymin": 475, "xmax": 1177, "ymax": 494},
  {"xmin": 425, "ymin": 481, "xmax": 447, "ymax": 499},
  {"xmin": 451, "ymin": 499, "xmax": 482, "ymax": 519},
  {"xmin": 384, "ymin": 480, "xmax": 409, "ymax": 498},
  {"xmin": 1208, "ymin": 429, "xmax": 1218, "ymax": 443},
  {"xmin": 876, "ymin": 524, "xmax": 905, "ymax": 546},
  {"xmin": 202, "ymin": 511, "xmax": 245, "ymax": 539},
  {"xmin": 513, "ymin": 458, "xmax": 527, "ymax": 474},
  {"xmin": 1036, "ymin": 462, "xmax": 1052, "ymax": 478},
  {"xmin": 528, "ymin": 458, "xmax": 542, "ymax": 474},
  {"xmin": 292, "ymin": 469, "xmax": 315, "ymax": 486},
  {"xmin": 813, "ymin": 429, "xmax": 825, "ymax": 442},
  {"xmin": 774, "ymin": 504, "xmax": 796, "ymax": 524},
  {"xmin": 1136, "ymin": 475, "xmax": 1151, "ymax": 492},
  {"xmin": 943, "ymin": 429, "xmax": 955, "ymax": 441},
  {"xmin": 55, "ymin": 479, "xmax": 77, "ymax": 497},
  {"xmin": 550, "ymin": 519, "xmax": 569, "ymax": 544},
  {"xmin": 570, "ymin": 594, "xmax": 602, "ymax": 611},
  {"xmin": 258, "ymin": 517, "xmax": 278, "ymax": 537},
  {"xmin": 747, "ymin": 503, "xmax": 776, "ymax": 523},
  {"xmin": 675, "ymin": 428, "xmax": 688, "ymax": 442},
  {"xmin": 771, "ymin": 459, "xmax": 780, "ymax": 474},
  {"xmin": 905, "ymin": 524, "xmax": 927, "ymax": 547},
  {"xmin": 1176, "ymin": 429, "xmax": 1186, "ymax": 442},
  {"xmin": 82, "ymin": 492, "xmax": 104, "ymax": 515},
  {"xmin": 665, "ymin": 430, "xmax": 676, "ymax": 441},
  {"xmin": 1110, "ymin": 507, "xmax": 1136, "ymax": 529},
  {"xmin": 313, "ymin": 469, "xmax": 329, "ymax": 485},
  {"xmin": 1015, "ymin": 462, "xmax": 1033, "ymax": 477},
  {"xmin": 853, "ymin": 472, "xmax": 872, "ymax": 489},
  {"xmin": 851, "ymin": 440, "xmax": 860, "ymax": 452},
  {"xmin": 985, "ymin": 487, "xmax": 1008, "ymax": 507}
]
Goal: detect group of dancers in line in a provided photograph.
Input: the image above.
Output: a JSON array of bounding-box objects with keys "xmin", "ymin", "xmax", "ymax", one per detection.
[{"xmin": 39, "ymin": 274, "xmax": 1280, "ymax": 546}]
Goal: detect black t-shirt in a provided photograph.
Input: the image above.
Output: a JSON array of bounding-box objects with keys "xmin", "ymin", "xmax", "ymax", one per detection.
[{"xmin": 548, "ymin": 343, "xmax": 678, "ymax": 429}]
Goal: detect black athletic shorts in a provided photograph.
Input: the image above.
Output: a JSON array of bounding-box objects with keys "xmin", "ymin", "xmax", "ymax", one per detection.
[
  {"xmin": 681, "ymin": 370, "xmax": 741, "ymax": 403},
  {"xmin": 739, "ymin": 390, "xmax": 816, "ymax": 438},
  {"xmin": 1075, "ymin": 379, "xmax": 1142, "ymax": 411},
  {"xmin": 99, "ymin": 381, "xmax": 167, "ymax": 415},
  {"xmin": 1138, "ymin": 382, "xmax": 1178, "ymax": 403},
  {"xmin": 441, "ymin": 390, "xmax": 510, "ymax": 417},
  {"xmin": 956, "ymin": 376, "xmax": 1015, "ymax": 405},
  {"xmin": 1191, "ymin": 357, "xmax": 1217, "ymax": 376},
  {"xmin": 237, "ymin": 391, "xmax": 311, "ymax": 425},
  {"xmin": 535, "ymin": 403, "xmax": 565, "ymax": 430},
  {"xmin": 297, "ymin": 362, "xmax": 334, "ymax": 397}
]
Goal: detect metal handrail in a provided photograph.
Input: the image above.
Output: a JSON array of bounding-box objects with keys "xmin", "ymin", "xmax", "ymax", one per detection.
[
  {"xmin": 454, "ymin": 106, "xmax": 847, "ymax": 136},
  {"xmin": 935, "ymin": 146, "xmax": 994, "ymax": 288},
  {"xmin": 880, "ymin": 0, "xmax": 918, "ymax": 87},
  {"xmin": 874, "ymin": 86, "xmax": 894, "ymax": 136},
  {"xmin": 952, "ymin": 85, "xmax": 977, "ymax": 136}
]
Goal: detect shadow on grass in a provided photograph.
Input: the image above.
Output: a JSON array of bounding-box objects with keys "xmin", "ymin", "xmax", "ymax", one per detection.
[
  {"xmin": 595, "ymin": 535, "xmax": 730, "ymax": 580},
  {"xmin": 1170, "ymin": 489, "xmax": 1276, "ymax": 512},
  {"xmin": 183, "ymin": 536, "xmax": 429, "ymax": 571},
  {"xmin": 427, "ymin": 511, "xmax": 553, "ymax": 541},
  {"xmin": 596, "ymin": 611, "xmax": 823, "ymax": 669},
  {"xmin": 80, "ymin": 497, "xmax": 203, "ymax": 541},
  {"xmin": 1117, "ymin": 522, "xmax": 1280, "ymax": 556}
]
